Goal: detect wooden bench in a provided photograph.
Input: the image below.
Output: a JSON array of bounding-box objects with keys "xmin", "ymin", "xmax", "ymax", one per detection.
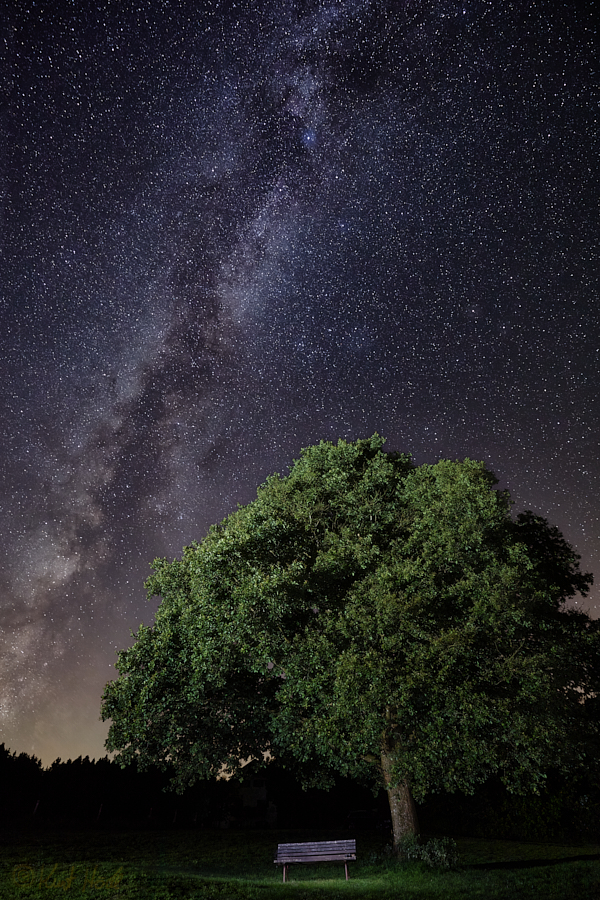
[{"xmin": 274, "ymin": 839, "xmax": 356, "ymax": 882}]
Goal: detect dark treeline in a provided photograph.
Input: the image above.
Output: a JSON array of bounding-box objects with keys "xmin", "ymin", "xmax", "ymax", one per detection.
[
  {"xmin": 0, "ymin": 744, "xmax": 384, "ymax": 832},
  {"xmin": 1, "ymin": 743, "xmax": 598, "ymax": 841}
]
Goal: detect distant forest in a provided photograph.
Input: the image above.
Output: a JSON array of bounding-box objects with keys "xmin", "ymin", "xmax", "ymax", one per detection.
[{"xmin": 1, "ymin": 744, "xmax": 597, "ymax": 841}]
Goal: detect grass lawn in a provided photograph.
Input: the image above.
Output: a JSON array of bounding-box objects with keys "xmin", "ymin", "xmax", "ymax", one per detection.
[{"xmin": 1, "ymin": 828, "xmax": 599, "ymax": 899}]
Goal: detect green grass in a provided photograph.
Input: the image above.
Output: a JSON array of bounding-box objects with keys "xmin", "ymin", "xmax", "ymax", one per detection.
[{"xmin": 1, "ymin": 829, "xmax": 599, "ymax": 899}]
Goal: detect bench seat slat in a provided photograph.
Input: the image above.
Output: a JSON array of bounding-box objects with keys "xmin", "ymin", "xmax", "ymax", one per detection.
[
  {"xmin": 277, "ymin": 853, "xmax": 356, "ymax": 862},
  {"xmin": 277, "ymin": 855, "xmax": 356, "ymax": 863},
  {"xmin": 277, "ymin": 841, "xmax": 355, "ymax": 847}
]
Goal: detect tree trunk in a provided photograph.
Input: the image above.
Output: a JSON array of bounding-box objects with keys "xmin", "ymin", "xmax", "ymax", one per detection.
[{"xmin": 381, "ymin": 748, "xmax": 419, "ymax": 851}]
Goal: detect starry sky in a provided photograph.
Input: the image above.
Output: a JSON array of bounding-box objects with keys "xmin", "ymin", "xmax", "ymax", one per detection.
[{"xmin": 1, "ymin": 0, "xmax": 598, "ymax": 765}]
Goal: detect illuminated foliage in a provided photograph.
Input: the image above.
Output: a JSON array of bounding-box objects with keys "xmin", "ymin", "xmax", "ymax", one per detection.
[{"xmin": 102, "ymin": 436, "xmax": 598, "ymax": 846}]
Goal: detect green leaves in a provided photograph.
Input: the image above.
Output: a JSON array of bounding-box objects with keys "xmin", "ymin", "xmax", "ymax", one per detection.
[{"xmin": 101, "ymin": 436, "xmax": 598, "ymax": 811}]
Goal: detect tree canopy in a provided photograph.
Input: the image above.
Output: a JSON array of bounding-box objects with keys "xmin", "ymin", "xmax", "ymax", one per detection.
[{"xmin": 102, "ymin": 436, "xmax": 599, "ymax": 846}]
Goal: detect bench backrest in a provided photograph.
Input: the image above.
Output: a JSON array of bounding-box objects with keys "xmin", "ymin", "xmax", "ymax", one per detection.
[{"xmin": 275, "ymin": 840, "xmax": 356, "ymax": 862}]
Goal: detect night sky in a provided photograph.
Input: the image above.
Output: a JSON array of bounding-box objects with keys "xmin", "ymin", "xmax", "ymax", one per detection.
[{"xmin": 1, "ymin": 0, "xmax": 598, "ymax": 765}]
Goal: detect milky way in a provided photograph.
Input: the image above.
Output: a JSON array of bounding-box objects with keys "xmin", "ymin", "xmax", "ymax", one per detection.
[{"xmin": 1, "ymin": 1, "xmax": 598, "ymax": 763}]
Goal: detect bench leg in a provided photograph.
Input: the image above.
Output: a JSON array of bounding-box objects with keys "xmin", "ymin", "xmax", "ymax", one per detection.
[
  {"xmin": 345, "ymin": 861, "xmax": 349, "ymax": 881},
  {"xmin": 283, "ymin": 864, "xmax": 287, "ymax": 883}
]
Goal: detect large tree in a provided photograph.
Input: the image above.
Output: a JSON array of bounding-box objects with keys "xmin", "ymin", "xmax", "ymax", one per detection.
[{"xmin": 102, "ymin": 436, "xmax": 599, "ymax": 847}]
